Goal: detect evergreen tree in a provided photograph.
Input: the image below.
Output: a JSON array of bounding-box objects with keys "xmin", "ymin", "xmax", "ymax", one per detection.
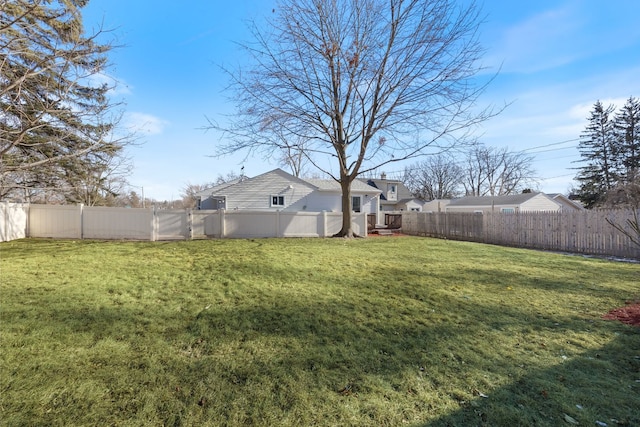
[
  {"xmin": 0, "ymin": 0, "xmax": 130, "ymax": 202},
  {"xmin": 613, "ymin": 96, "xmax": 640, "ymax": 183},
  {"xmin": 575, "ymin": 101, "xmax": 617, "ymax": 208}
]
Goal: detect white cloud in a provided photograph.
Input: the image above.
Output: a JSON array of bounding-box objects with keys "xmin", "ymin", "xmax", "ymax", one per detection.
[
  {"xmin": 86, "ymin": 72, "xmax": 132, "ymax": 96},
  {"xmin": 125, "ymin": 112, "xmax": 169, "ymax": 135}
]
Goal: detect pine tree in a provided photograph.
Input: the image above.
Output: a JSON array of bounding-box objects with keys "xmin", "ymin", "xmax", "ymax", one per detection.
[
  {"xmin": 0, "ymin": 0, "xmax": 129, "ymax": 202},
  {"xmin": 613, "ymin": 96, "xmax": 640, "ymax": 183},
  {"xmin": 575, "ymin": 101, "xmax": 618, "ymax": 208}
]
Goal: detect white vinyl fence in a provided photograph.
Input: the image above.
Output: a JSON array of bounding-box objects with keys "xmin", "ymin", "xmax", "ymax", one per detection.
[
  {"xmin": 0, "ymin": 203, "xmax": 367, "ymax": 242},
  {"xmin": 0, "ymin": 202, "xmax": 28, "ymax": 242}
]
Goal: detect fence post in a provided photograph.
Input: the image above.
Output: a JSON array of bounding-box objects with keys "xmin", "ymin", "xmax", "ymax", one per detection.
[
  {"xmin": 322, "ymin": 211, "xmax": 328, "ymax": 237},
  {"xmin": 79, "ymin": 203, "xmax": 84, "ymax": 240},
  {"xmin": 359, "ymin": 213, "xmax": 367, "ymax": 237},
  {"xmin": 276, "ymin": 209, "xmax": 281, "ymax": 238},
  {"xmin": 220, "ymin": 209, "xmax": 226, "ymax": 238},
  {"xmin": 1, "ymin": 201, "xmax": 6, "ymax": 242},
  {"xmin": 150, "ymin": 206, "xmax": 155, "ymax": 241},
  {"xmin": 187, "ymin": 209, "xmax": 193, "ymax": 240}
]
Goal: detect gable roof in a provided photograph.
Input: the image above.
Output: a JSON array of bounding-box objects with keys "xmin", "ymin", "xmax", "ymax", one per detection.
[
  {"xmin": 397, "ymin": 198, "xmax": 424, "ymax": 205},
  {"xmin": 448, "ymin": 193, "xmax": 544, "ymax": 207},
  {"xmin": 305, "ymin": 178, "xmax": 381, "ymax": 193},
  {"xmin": 194, "ymin": 178, "xmax": 244, "ymax": 198},
  {"xmin": 547, "ymin": 193, "xmax": 584, "ymax": 210},
  {"xmin": 361, "ymin": 178, "xmax": 417, "ymax": 203},
  {"xmin": 197, "ymin": 168, "xmax": 382, "ymax": 197}
]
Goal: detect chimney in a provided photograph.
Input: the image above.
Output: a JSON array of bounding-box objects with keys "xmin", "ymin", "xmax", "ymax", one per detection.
[{"xmin": 381, "ymin": 172, "xmax": 387, "ymax": 180}]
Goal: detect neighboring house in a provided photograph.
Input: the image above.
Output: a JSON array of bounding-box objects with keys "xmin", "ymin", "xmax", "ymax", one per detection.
[
  {"xmin": 547, "ymin": 193, "xmax": 584, "ymax": 211},
  {"xmin": 422, "ymin": 199, "xmax": 452, "ymax": 213},
  {"xmin": 195, "ymin": 168, "xmax": 382, "ymax": 216},
  {"xmin": 362, "ymin": 173, "xmax": 424, "ymax": 213},
  {"xmin": 444, "ymin": 192, "xmax": 562, "ymax": 213}
]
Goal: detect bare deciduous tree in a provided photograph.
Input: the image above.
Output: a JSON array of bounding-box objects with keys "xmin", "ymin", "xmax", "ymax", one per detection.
[
  {"xmin": 278, "ymin": 135, "xmax": 310, "ymax": 178},
  {"xmin": 405, "ymin": 154, "xmax": 463, "ymax": 200},
  {"xmin": 211, "ymin": 0, "xmax": 496, "ymax": 236},
  {"xmin": 461, "ymin": 144, "xmax": 536, "ymax": 196}
]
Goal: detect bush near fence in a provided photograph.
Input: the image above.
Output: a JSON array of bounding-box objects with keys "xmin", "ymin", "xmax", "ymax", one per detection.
[{"xmin": 402, "ymin": 209, "xmax": 640, "ymax": 260}]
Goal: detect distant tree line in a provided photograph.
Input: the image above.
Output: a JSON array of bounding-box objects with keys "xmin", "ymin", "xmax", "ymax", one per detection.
[
  {"xmin": 574, "ymin": 97, "xmax": 640, "ymax": 208},
  {"xmin": 403, "ymin": 143, "xmax": 536, "ymax": 200}
]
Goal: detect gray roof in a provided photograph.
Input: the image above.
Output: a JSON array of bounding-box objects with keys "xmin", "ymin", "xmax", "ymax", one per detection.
[
  {"xmin": 304, "ymin": 178, "xmax": 381, "ymax": 193},
  {"xmin": 196, "ymin": 169, "xmax": 381, "ymax": 197},
  {"xmin": 362, "ymin": 178, "xmax": 414, "ymax": 200},
  {"xmin": 396, "ymin": 198, "xmax": 424, "ymax": 205},
  {"xmin": 194, "ymin": 178, "xmax": 244, "ymax": 198},
  {"xmin": 448, "ymin": 193, "xmax": 542, "ymax": 207}
]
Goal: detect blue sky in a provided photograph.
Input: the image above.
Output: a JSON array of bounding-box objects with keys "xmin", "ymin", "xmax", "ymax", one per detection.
[{"xmin": 83, "ymin": 0, "xmax": 640, "ymax": 201}]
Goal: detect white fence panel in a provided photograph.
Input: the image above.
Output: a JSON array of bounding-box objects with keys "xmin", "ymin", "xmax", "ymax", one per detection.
[
  {"xmin": 201, "ymin": 210, "xmax": 224, "ymax": 238},
  {"xmin": 29, "ymin": 204, "xmax": 82, "ymax": 239},
  {"xmin": 0, "ymin": 202, "xmax": 28, "ymax": 242},
  {"xmin": 156, "ymin": 209, "xmax": 189, "ymax": 240},
  {"xmin": 0, "ymin": 205, "xmax": 369, "ymax": 241},
  {"xmin": 224, "ymin": 211, "xmax": 279, "ymax": 238},
  {"xmin": 279, "ymin": 211, "xmax": 321, "ymax": 237},
  {"xmin": 324, "ymin": 212, "xmax": 343, "ymax": 236},
  {"xmin": 83, "ymin": 207, "xmax": 153, "ymax": 240}
]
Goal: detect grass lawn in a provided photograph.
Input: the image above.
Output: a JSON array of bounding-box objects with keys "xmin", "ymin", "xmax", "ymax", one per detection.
[{"xmin": 1, "ymin": 237, "xmax": 639, "ymax": 426}]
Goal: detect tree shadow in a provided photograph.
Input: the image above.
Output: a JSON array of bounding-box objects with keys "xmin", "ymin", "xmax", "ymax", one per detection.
[
  {"xmin": 415, "ymin": 324, "xmax": 640, "ymax": 426},
  {"xmin": 3, "ymin": 242, "xmax": 639, "ymax": 426}
]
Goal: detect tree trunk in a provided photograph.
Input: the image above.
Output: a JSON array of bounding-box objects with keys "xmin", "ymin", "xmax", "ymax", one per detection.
[{"xmin": 334, "ymin": 176, "xmax": 357, "ymax": 237}]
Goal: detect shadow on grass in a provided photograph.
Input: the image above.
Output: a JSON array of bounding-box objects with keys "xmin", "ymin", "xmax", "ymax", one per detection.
[
  {"xmin": 182, "ymin": 286, "xmax": 640, "ymax": 425},
  {"xmin": 3, "ymin": 239, "xmax": 639, "ymax": 426},
  {"xmin": 417, "ymin": 326, "xmax": 640, "ymax": 427}
]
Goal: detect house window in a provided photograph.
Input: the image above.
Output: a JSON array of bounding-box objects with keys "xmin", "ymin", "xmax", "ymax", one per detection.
[
  {"xmin": 501, "ymin": 208, "xmax": 515, "ymax": 214},
  {"xmin": 271, "ymin": 195, "xmax": 285, "ymax": 207},
  {"xmin": 352, "ymin": 196, "xmax": 361, "ymax": 213}
]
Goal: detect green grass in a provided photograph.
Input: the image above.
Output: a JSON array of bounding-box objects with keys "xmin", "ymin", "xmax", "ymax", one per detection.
[{"xmin": 1, "ymin": 237, "xmax": 638, "ymax": 426}]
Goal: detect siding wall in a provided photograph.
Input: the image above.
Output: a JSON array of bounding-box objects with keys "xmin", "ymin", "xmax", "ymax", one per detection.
[
  {"xmin": 520, "ymin": 193, "xmax": 562, "ymax": 212},
  {"xmin": 219, "ymin": 170, "xmax": 317, "ymax": 211}
]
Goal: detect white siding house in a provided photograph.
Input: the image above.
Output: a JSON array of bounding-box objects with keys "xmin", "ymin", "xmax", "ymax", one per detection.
[
  {"xmin": 444, "ymin": 193, "xmax": 562, "ymax": 213},
  {"xmin": 547, "ymin": 193, "xmax": 584, "ymax": 211},
  {"xmin": 196, "ymin": 169, "xmax": 381, "ymax": 215},
  {"xmin": 422, "ymin": 199, "xmax": 452, "ymax": 213}
]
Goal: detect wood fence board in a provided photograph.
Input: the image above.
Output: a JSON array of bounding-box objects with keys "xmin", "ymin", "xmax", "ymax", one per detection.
[{"xmin": 403, "ymin": 209, "xmax": 640, "ymax": 260}]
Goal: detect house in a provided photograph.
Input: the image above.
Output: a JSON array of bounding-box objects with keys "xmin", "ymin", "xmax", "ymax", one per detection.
[
  {"xmin": 444, "ymin": 192, "xmax": 562, "ymax": 213},
  {"xmin": 547, "ymin": 193, "xmax": 584, "ymax": 211},
  {"xmin": 361, "ymin": 173, "xmax": 424, "ymax": 213},
  {"xmin": 422, "ymin": 199, "xmax": 452, "ymax": 213},
  {"xmin": 195, "ymin": 168, "xmax": 382, "ymax": 216}
]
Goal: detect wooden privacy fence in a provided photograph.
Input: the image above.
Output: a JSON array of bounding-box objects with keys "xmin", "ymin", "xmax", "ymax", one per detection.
[
  {"xmin": 402, "ymin": 209, "xmax": 640, "ymax": 260},
  {"xmin": 0, "ymin": 203, "xmax": 367, "ymax": 242}
]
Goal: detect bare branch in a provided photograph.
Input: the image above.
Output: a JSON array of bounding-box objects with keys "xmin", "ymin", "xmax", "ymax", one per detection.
[{"xmin": 209, "ymin": 0, "xmax": 499, "ymax": 236}]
